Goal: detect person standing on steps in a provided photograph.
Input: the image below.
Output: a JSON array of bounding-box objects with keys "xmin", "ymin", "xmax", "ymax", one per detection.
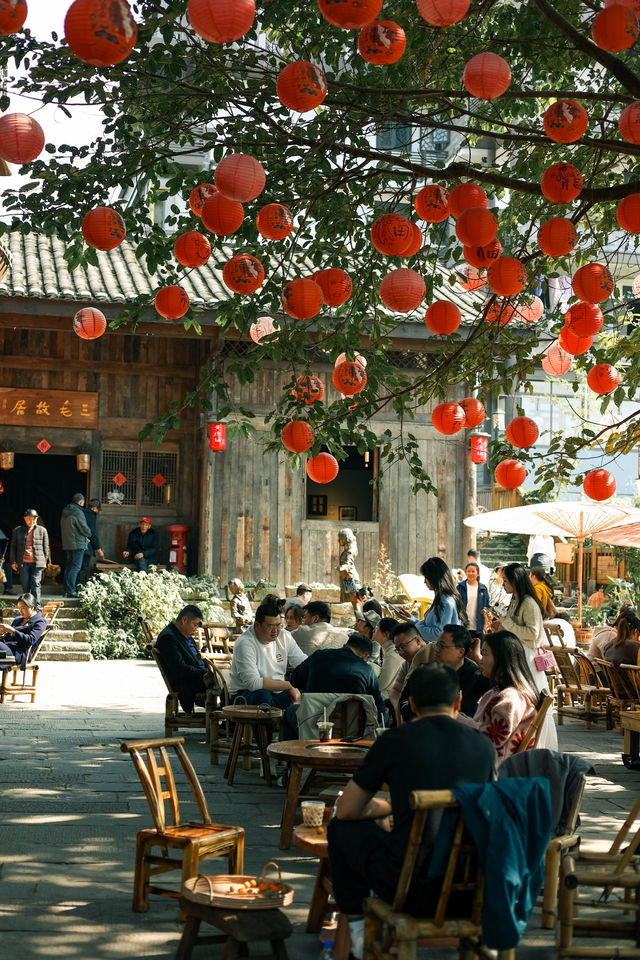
[
  {"xmin": 60, "ymin": 494, "xmax": 91, "ymax": 599},
  {"xmin": 9, "ymin": 509, "xmax": 49, "ymax": 608}
]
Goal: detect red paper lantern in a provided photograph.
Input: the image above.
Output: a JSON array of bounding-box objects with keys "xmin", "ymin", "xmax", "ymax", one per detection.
[
  {"xmin": 542, "ymin": 342, "xmax": 572, "ymax": 376},
  {"xmin": 540, "ymin": 162, "xmax": 583, "ymax": 203},
  {"xmin": 470, "ymin": 435, "xmax": 488, "ymax": 464},
  {"xmin": 460, "ymin": 397, "xmax": 485, "ymax": 429},
  {"xmin": 0, "ymin": 113, "xmax": 44, "ymax": 164},
  {"xmin": 425, "ymin": 299, "xmax": 461, "ymax": 335},
  {"xmin": 592, "ymin": 4, "xmax": 638, "ymax": 52},
  {"xmin": 564, "ymin": 301, "xmax": 604, "ymax": 337},
  {"xmin": 189, "ymin": 183, "xmax": 217, "ymax": 217},
  {"xmin": 417, "ymin": 0, "xmax": 469, "ymax": 25},
  {"xmin": 0, "ymin": 0, "xmax": 27, "ymax": 35},
  {"xmin": 223, "ymin": 254, "xmax": 265, "ymax": 294},
  {"xmin": 65, "ymin": 0, "xmax": 137, "ymax": 66},
  {"xmin": 543, "ymin": 100, "xmax": 589, "ymax": 143},
  {"xmin": 495, "ymin": 458, "xmax": 527, "ymax": 490},
  {"xmin": 506, "ymin": 416, "xmax": 539, "ymax": 448},
  {"xmin": 463, "ymin": 238, "xmax": 502, "ymax": 268},
  {"xmin": 448, "ymin": 182, "xmax": 487, "ymax": 219},
  {"xmin": 379, "ymin": 268, "xmax": 425, "ymax": 312},
  {"xmin": 307, "ymin": 452, "xmax": 339, "ymax": 484},
  {"xmin": 487, "ymin": 257, "xmax": 527, "ymax": 297},
  {"xmin": 463, "ymin": 52, "xmax": 511, "ymax": 100},
  {"xmin": 515, "ymin": 296, "xmax": 544, "ymax": 323},
  {"xmin": 459, "ymin": 266, "xmax": 486, "ymax": 291},
  {"xmin": 414, "ymin": 184, "xmax": 449, "ymax": 222},
  {"xmin": 537, "ymin": 217, "xmax": 577, "ymax": 257},
  {"xmin": 619, "ymin": 101, "xmax": 640, "ymax": 144},
  {"xmin": 174, "ymin": 231, "xmax": 211, "ymax": 268},
  {"xmin": 358, "ymin": 20, "xmax": 406, "ymax": 63},
  {"xmin": 187, "ymin": 0, "xmax": 255, "ymax": 43},
  {"xmin": 282, "ymin": 420, "xmax": 314, "ymax": 453},
  {"xmin": 209, "ymin": 422, "xmax": 227, "ymax": 451},
  {"xmin": 314, "ymin": 268, "xmax": 352, "ymax": 306},
  {"xmin": 81, "ymin": 206, "xmax": 126, "ymax": 250},
  {"xmin": 455, "ymin": 207, "xmax": 498, "ymax": 247},
  {"xmin": 335, "ymin": 351, "xmax": 366, "ymax": 368},
  {"xmin": 572, "ymin": 263, "xmax": 614, "ymax": 303},
  {"xmin": 215, "ymin": 153, "xmax": 266, "ymax": 203},
  {"xmin": 155, "ymin": 285, "xmax": 189, "ymax": 320},
  {"xmin": 558, "ymin": 327, "xmax": 594, "ymax": 356},
  {"xmin": 256, "ymin": 203, "xmax": 294, "ymax": 240},
  {"xmin": 318, "ymin": 0, "xmax": 382, "ymax": 29},
  {"xmin": 399, "ymin": 222, "xmax": 423, "ymax": 258},
  {"xmin": 73, "ymin": 307, "xmax": 107, "ymax": 340},
  {"xmin": 616, "ymin": 194, "xmax": 640, "ymax": 233},
  {"xmin": 587, "ymin": 363, "xmax": 620, "ymax": 395},
  {"xmin": 432, "ymin": 402, "xmax": 465, "ymax": 435},
  {"xmin": 605, "ymin": 0, "xmax": 640, "ymax": 13},
  {"xmin": 282, "ymin": 278, "xmax": 322, "ymax": 319},
  {"xmin": 484, "ymin": 299, "xmax": 515, "ymax": 327},
  {"xmin": 277, "ymin": 61, "xmax": 327, "ymax": 112},
  {"xmin": 201, "ymin": 194, "xmax": 244, "ymax": 235},
  {"xmin": 371, "ymin": 213, "xmax": 413, "ymax": 256},
  {"xmin": 583, "ymin": 468, "xmax": 616, "ymax": 501},
  {"xmin": 292, "ymin": 375, "xmax": 324, "ymax": 405},
  {"xmin": 331, "ymin": 361, "xmax": 367, "ymax": 396}
]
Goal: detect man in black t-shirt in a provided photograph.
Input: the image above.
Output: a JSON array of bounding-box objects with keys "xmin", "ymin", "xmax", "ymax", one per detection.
[{"xmin": 327, "ymin": 663, "xmax": 496, "ymax": 960}]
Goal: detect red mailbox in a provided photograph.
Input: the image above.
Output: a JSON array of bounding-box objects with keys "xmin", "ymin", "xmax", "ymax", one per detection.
[{"xmin": 168, "ymin": 524, "xmax": 190, "ymax": 574}]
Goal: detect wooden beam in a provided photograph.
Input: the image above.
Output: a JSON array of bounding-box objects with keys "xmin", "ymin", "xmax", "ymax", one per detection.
[{"xmin": 0, "ymin": 355, "xmax": 199, "ymax": 381}]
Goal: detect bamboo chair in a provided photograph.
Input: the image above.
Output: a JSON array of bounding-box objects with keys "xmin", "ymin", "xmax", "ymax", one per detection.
[
  {"xmin": 540, "ymin": 772, "xmax": 588, "ymax": 929},
  {"xmin": 554, "ymin": 648, "xmax": 609, "ymax": 728},
  {"xmin": 0, "ymin": 625, "xmax": 50, "ymax": 703},
  {"xmin": 121, "ymin": 736, "xmax": 245, "ymax": 912},
  {"xmin": 363, "ymin": 789, "xmax": 515, "ymax": 960},
  {"xmin": 515, "ymin": 691, "xmax": 553, "ymax": 754},
  {"xmin": 41, "ymin": 600, "xmax": 64, "ymax": 625},
  {"xmin": 198, "ymin": 624, "xmax": 233, "ymax": 661},
  {"xmin": 542, "ymin": 624, "xmax": 565, "ymax": 696},
  {"xmin": 145, "ymin": 642, "xmax": 216, "ymax": 740},
  {"xmin": 592, "ymin": 658, "xmax": 637, "ymax": 731}
]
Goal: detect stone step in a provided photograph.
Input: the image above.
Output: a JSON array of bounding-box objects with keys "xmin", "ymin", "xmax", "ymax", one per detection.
[
  {"xmin": 39, "ymin": 649, "xmax": 92, "ymax": 662},
  {"xmin": 44, "ymin": 629, "xmax": 90, "ymax": 643}
]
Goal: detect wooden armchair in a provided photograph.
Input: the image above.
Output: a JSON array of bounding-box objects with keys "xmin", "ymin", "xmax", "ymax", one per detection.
[
  {"xmin": 554, "ymin": 648, "xmax": 609, "ymax": 728},
  {"xmin": 121, "ymin": 736, "xmax": 244, "ymax": 912},
  {"xmin": 0, "ymin": 626, "xmax": 50, "ymax": 704},
  {"xmin": 198, "ymin": 623, "xmax": 233, "ymax": 659},
  {"xmin": 145, "ymin": 642, "xmax": 216, "ymax": 740},
  {"xmin": 515, "ymin": 690, "xmax": 553, "ymax": 753},
  {"xmin": 592, "ymin": 658, "xmax": 637, "ymax": 731},
  {"xmin": 41, "ymin": 600, "xmax": 64, "ymax": 625}
]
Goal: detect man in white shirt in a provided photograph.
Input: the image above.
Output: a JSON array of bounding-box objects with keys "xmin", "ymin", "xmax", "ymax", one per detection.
[
  {"xmin": 527, "ymin": 534, "xmax": 555, "ymax": 573},
  {"xmin": 229, "ymin": 601, "xmax": 307, "ymax": 708}
]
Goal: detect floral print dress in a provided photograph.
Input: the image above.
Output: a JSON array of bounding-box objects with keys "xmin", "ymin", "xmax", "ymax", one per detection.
[{"xmin": 459, "ymin": 686, "xmax": 536, "ymax": 764}]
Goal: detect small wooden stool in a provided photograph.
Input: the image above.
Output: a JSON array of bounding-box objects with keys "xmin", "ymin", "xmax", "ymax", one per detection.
[{"xmin": 222, "ymin": 705, "xmax": 283, "ymax": 787}]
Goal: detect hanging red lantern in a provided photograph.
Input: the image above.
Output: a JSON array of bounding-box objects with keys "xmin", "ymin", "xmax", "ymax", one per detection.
[
  {"xmin": 432, "ymin": 402, "xmax": 465, "ymax": 435},
  {"xmin": 293, "ymin": 377, "xmax": 324, "ymax": 406},
  {"xmin": 209, "ymin": 422, "xmax": 227, "ymax": 451},
  {"xmin": 537, "ymin": 217, "xmax": 577, "ymax": 256},
  {"xmin": 460, "ymin": 397, "xmax": 485, "ymax": 429},
  {"xmin": 282, "ymin": 420, "xmax": 314, "ymax": 453},
  {"xmin": 187, "ymin": 0, "xmax": 255, "ymax": 43},
  {"xmin": 65, "ymin": 0, "xmax": 137, "ymax": 65},
  {"xmin": 605, "ymin": 0, "xmax": 640, "ymax": 13},
  {"xmin": 335, "ymin": 352, "xmax": 366, "ymax": 370},
  {"xmin": 307, "ymin": 452, "xmax": 339, "ymax": 484},
  {"xmin": 543, "ymin": 100, "xmax": 589, "ymax": 143},
  {"xmin": 277, "ymin": 61, "xmax": 328, "ymax": 112},
  {"xmin": 215, "ymin": 153, "xmax": 266, "ymax": 203},
  {"xmin": 484, "ymin": 299, "xmax": 515, "ymax": 327},
  {"xmin": 379, "ymin": 268, "xmax": 426, "ymax": 312},
  {"xmin": 572, "ymin": 263, "xmax": 614, "ymax": 303},
  {"xmin": 318, "ymin": 0, "xmax": 382, "ymax": 28},
  {"xmin": 414, "ymin": 184, "xmax": 449, "ymax": 222},
  {"xmin": 0, "ymin": 113, "xmax": 44, "ymax": 164},
  {"xmin": 463, "ymin": 52, "xmax": 511, "ymax": 100},
  {"xmin": 515, "ymin": 296, "xmax": 544, "ymax": 323},
  {"xmin": 619, "ymin": 101, "xmax": 640, "ymax": 144},
  {"xmin": 174, "ymin": 231, "xmax": 211, "ymax": 268},
  {"xmin": 0, "ymin": 0, "xmax": 27, "ymax": 35},
  {"xmin": 155, "ymin": 285, "xmax": 189, "ymax": 320},
  {"xmin": 459, "ymin": 266, "xmax": 486, "ymax": 291},
  {"xmin": 448, "ymin": 182, "xmax": 487, "ymax": 219},
  {"xmin": 464, "ymin": 238, "xmax": 502, "ymax": 268},
  {"xmin": 564, "ymin": 301, "xmax": 604, "ymax": 337},
  {"xmin": 223, "ymin": 254, "xmax": 265, "ymax": 294},
  {"xmin": 314, "ymin": 268, "xmax": 352, "ymax": 306},
  {"xmin": 249, "ymin": 316, "xmax": 278, "ymax": 343},
  {"xmin": 256, "ymin": 203, "xmax": 294, "ymax": 240},
  {"xmin": 583, "ymin": 468, "xmax": 616, "ymax": 501},
  {"xmin": 358, "ymin": 20, "xmax": 406, "ymax": 63},
  {"xmin": 558, "ymin": 327, "xmax": 594, "ymax": 356},
  {"xmin": 332, "ymin": 361, "xmax": 367, "ymax": 396},
  {"xmin": 455, "ymin": 207, "xmax": 498, "ymax": 247},
  {"xmin": 487, "ymin": 256, "xmax": 527, "ymax": 297},
  {"xmin": 201, "ymin": 194, "xmax": 244, "ymax": 235},
  {"xmin": 592, "ymin": 4, "xmax": 638, "ymax": 51},
  {"xmin": 417, "ymin": 0, "xmax": 469, "ymax": 25},
  {"xmin": 371, "ymin": 212, "xmax": 413, "ymax": 256},
  {"xmin": 425, "ymin": 299, "xmax": 461, "ymax": 334},
  {"xmin": 282, "ymin": 278, "xmax": 322, "ymax": 319},
  {"xmin": 506, "ymin": 416, "xmax": 539, "ymax": 448},
  {"xmin": 587, "ymin": 363, "xmax": 621, "ymax": 395},
  {"xmin": 470, "ymin": 435, "xmax": 489, "ymax": 464},
  {"xmin": 189, "ymin": 183, "xmax": 217, "ymax": 217},
  {"xmin": 73, "ymin": 307, "xmax": 107, "ymax": 340},
  {"xmin": 495, "ymin": 458, "xmax": 527, "ymax": 490},
  {"xmin": 399, "ymin": 222, "xmax": 423, "ymax": 258},
  {"xmin": 616, "ymin": 193, "xmax": 640, "ymax": 233},
  {"xmin": 542, "ymin": 342, "xmax": 572, "ymax": 376},
  {"xmin": 540, "ymin": 162, "xmax": 583, "ymax": 203},
  {"xmin": 81, "ymin": 206, "xmax": 126, "ymax": 250}
]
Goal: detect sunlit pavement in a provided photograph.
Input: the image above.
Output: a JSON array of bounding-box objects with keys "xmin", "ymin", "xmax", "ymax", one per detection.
[{"xmin": 0, "ymin": 661, "xmax": 638, "ymax": 959}]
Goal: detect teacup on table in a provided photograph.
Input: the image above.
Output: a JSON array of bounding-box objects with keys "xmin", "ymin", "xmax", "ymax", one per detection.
[
  {"xmin": 316, "ymin": 721, "xmax": 333, "ymax": 742},
  {"xmin": 301, "ymin": 800, "xmax": 326, "ymax": 831}
]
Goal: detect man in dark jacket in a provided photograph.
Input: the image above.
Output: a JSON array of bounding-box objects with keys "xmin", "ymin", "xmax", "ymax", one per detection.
[
  {"xmin": 155, "ymin": 604, "xmax": 215, "ymax": 711},
  {"xmin": 123, "ymin": 517, "xmax": 159, "ymax": 571},
  {"xmin": 77, "ymin": 499, "xmax": 105, "ymax": 586},
  {"xmin": 434, "ymin": 623, "xmax": 492, "ymax": 716},
  {"xmin": 60, "ymin": 494, "xmax": 91, "ymax": 598},
  {"xmin": 9, "ymin": 509, "xmax": 49, "ymax": 607}
]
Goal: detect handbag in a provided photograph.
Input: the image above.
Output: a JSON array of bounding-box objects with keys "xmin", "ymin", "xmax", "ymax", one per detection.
[{"xmin": 534, "ymin": 646, "xmax": 555, "ymax": 672}]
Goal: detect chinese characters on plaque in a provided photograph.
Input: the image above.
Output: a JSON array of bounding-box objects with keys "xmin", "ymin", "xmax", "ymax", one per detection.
[{"xmin": 0, "ymin": 389, "xmax": 98, "ymax": 429}]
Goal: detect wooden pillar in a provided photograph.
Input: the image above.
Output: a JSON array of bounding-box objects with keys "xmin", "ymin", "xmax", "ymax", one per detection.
[
  {"xmin": 198, "ymin": 425, "xmax": 215, "ymax": 575},
  {"xmin": 462, "ymin": 435, "xmax": 476, "ymax": 556}
]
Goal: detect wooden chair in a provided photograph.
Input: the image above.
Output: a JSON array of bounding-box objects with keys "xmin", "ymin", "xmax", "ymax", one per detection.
[
  {"xmin": 0, "ymin": 626, "xmax": 50, "ymax": 703},
  {"xmin": 41, "ymin": 600, "xmax": 64, "ymax": 625},
  {"xmin": 363, "ymin": 789, "xmax": 515, "ymax": 960},
  {"xmin": 541, "ymin": 772, "xmax": 588, "ymax": 929},
  {"xmin": 593, "ymin": 658, "xmax": 637, "ymax": 731},
  {"xmin": 120, "ymin": 736, "xmax": 245, "ymax": 912},
  {"xmin": 554, "ymin": 648, "xmax": 609, "ymax": 728},
  {"xmin": 145, "ymin": 643, "xmax": 216, "ymax": 740},
  {"xmin": 515, "ymin": 690, "xmax": 553, "ymax": 753},
  {"xmin": 543, "ymin": 623, "xmax": 567, "ymax": 647},
  {"xmin": 198, "ymin": 624, "xmax": 233, "ymax": 660}
]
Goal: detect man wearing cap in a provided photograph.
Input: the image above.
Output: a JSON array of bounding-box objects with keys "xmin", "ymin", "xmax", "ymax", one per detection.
[
  {"xmin": 354, "ymin": 608, "xmax": 383, "ymax": 674},
  {"xmin": 9, "ymin": 509, "xmax": 49, "ymax": 607},
  {"xmin": 123, "ymin": 517, "xmax": 159, "ymax": 571},
  {"xmin": 60, "ymin": 494, "xmax": 92, "ymax": 599},
  {"xmin": 77, "ymin": 499, "xmax": 105, "ymax": 587}
]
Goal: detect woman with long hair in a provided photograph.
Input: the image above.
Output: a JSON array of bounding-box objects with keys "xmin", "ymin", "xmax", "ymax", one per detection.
[
  {"xmin": 529, "ymin": 566, "xmax": 556, "ymax": 616},
  {"xmin": 408, "ymin": 556, "xmax": 466, "ymax": 642},
  {"xmin": 603, "ymin": 613, "xmax": 640, "ymax": 669}
]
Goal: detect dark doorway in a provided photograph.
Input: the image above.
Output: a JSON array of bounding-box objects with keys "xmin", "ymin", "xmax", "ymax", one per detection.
[
  {"xmin": 306, "ymin": 446, "xmax": 378, "ymax": 522},
  {"xmin": 0, "ymin": 454, "xmax": 87, "ymax": 565}
]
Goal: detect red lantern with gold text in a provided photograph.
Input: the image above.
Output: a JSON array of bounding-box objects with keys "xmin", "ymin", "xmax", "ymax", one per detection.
[
  {"xmin": 459, "ymin": 266, "xmax": 486, "ymax": 291},
  {"xmin": 155, "ymin": 285, "xmax": 189, "ymax": 320},
  {"xmin": 470, "ymin": 435, "xmax": 488, "ymax": 464},
  {"xmin": 223, "ymin": 254, "xmax": 265, "ymax": 294},
  {"xmin": 592, "ymin": 4, "xmax": 638, "ymax": 51},
  {"xmin": 425, "ymin": 300, "xmax": 461, "ymax": 335},
  {"xmin": 81, "ymin": 206, "xmax": 125, "ymax": 250},
  {"xmin": 564, "ymin": 301, "xmax": 604, "ymax": 337},
  {"xmin": 619, "ymin": 101, "xmax": 640, "ymax": 144},
  {"xmin": 515, "ymin": 296, "xmax": 544, "ymax": 323},
  {"xmin": 558, "ymin": 327, "xmax": 593, "ymax": 356},
  {"xmin": 432, "ymin": 402, "xmax": 465, "ymax": 435},
  {"xmin": 460, "ymin": 397, "xmax": 485, "ymax": 429},
  {"xmin": 201, "ymin": 194, "xmax": 244, "ymax": 236},
  {"xmin": 277, "ymin": 61, "xmax": 327, "ymax": 112},
  {"xmin": 292, "ymin": 376, "xmax": 324, "ymax": 405},
  {"xmin": 448, "ymin": 182, "xmax": 487, "ymax": 219},
  {"xmin": 209, "ymin": 422, "xmax": 226, "ymax": 451},
  {"xmin": 256, "ymin": 203, "xmax": 294, "ymax": 240},
  {"xmin": 0, "ymin": 113, "xmax": 44, "ymax": 164},
  {"xmin": 463, "ymin": 52, "xmax": 511, "ymax": 100},
  {"xmin": 417, "ymin": 0, "xmax": 469, "ymax": 25},
  {"xmin": 282, "ymin": 420, "xmax": 314, "ymax": 453},
  {"xmin": 371, "ymin": 213, "xmax": 413, "ymax": 256},
  {"xmin": 495, "ymin": 458, "xmax": 527, "ymax": 490},
  {"xmin": 318, "ymin": 0, "xmax": 382, "ymax": 28},
  {"xmin": 616, "ymin": 194, "xmax": 640, "ymax": 233},
  {"xmin": 484, "ymin": 299, "xmax": 515, "ymax": 327},
  {"xmin": 587, "ymin": 364, "xmax": 620, "ymax": 395},
  {"xmin": 73, "ymin": 307, "xmax": 107, "ymax": 340},
  {"xmin": 189, "ymin": 183, "xmax": 217, "ymax": 217},
  {"xmin": 332, "ymin": 361, "xmax": 367, "ymax": 396},
  {"xmin": 358, "ymin": 20, "xmax": 405, "ymax": 63},
  {"xmin": 414, "ymin": 184, "xmax": 449, "ymax": 222},
  {"xmin": 307, "ymin": 453, "xmax": 339, "ymax": 484},
  {"xmin": 215, "ymin": 153, "xmax": 265, "ymax": 203},
  {"xmin": 187, "ymin": 0, "xmax": 255, "ymax": 43},
  {"xmin": 537, "ymin": 217, "xmax": 577, "ymax": 256},
  {"xmin": 583, "ymin": 468, "xmax": 616, "ymax": 501},
  {"xmin": 399, "ymin": 222, "xmax": 423, "ymax": 258},
  {"xmin": 0, "ymin": 0, "xmax": 27, "ymax": 35},
  {"xmin": 282, "ymin": 278, "xmax": 322, "ymax": 320},
  {"xmin": 314, "ymin": 268, "xmax": 352, "ymax": 306},
  {"xmin": 335, "ymin": 351, "xmax": 366, "ymax": 369},
  {"xmin": 487, "ymin": 257, "xmax": 527, "ymax": 297},
  {"xmin": 506, "ymin": 416, "xmax": 539, "ymax": 449},
  {"xmin": 541, "ymin": 162, "xmax": 583, "ymax": 203},
  {"xmin": 464, "ymin": 238, "xmax": 501, "ymax": 268},
  {"xmin": 455, "ymin": 207, "xmax": 498, "ymax": 247},
  {"xmin": 174, "ymin": 231, "xmax": 211, "ymax": 268},
  {"xmin": 542, "ymin": 342, "xmax": 572, "ymax": 376},
  {"xmin": 572, "ymin": 263, "xmax": 614, "ymax": 303},
  {"xmin": 65, "ymin": 0, "xmax": 137, "ymax": 65},
  {"xmin": 543, "ymin": 100, "xmax": 588, "ymax": 143},
  {"xmin": 379, "ymin": 268, "xmax": 425, "ymax": 313}
]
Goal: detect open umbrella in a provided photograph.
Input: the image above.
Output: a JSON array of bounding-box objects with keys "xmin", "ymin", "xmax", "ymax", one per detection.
[
  {"xmin": 593, "ymin": 520, "xmax": 640, "ymax": 550},
  {"xmin": 463, "ymin": 501, "xmax": 640, "ymax": 623}
]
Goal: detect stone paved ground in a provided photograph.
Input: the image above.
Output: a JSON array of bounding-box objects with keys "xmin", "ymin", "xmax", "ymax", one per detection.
[{"xmin": 1, "ymin": 660, "xmax": 639, "ymax": 959}]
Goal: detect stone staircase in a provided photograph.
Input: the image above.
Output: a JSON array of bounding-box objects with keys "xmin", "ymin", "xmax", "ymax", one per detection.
[
  {"xmin": 1, "ymin": 596, "xmax": 92, "ymax": 661},
  {"xmin": 477, "ymin": 532, "xmax": 529, "ymax": 571}
]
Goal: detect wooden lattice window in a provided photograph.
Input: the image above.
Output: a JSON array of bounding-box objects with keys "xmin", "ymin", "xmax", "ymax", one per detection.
[{"xmin": 101, "ymin": 447, "xmax": 178, "ymax": 508}]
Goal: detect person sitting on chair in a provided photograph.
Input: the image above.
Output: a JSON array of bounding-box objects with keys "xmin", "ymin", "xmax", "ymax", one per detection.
[
  {"xmin": 122, "ymin": 517, "xmax": 159, "ymax": 572},
  {"xmin": 155, "ymin": 605, "xmax": 215, "ymax": 712},
  {"xmin": 0, "ymin": 593, "xmax": 47, "ymax": 670},
  {"xmin": 228, "ymin": 601, "xmax": 307, "ymax": 708},
  {"xmin": 433, "ymin": 623, "xmax": 492, "ymax": 716}
]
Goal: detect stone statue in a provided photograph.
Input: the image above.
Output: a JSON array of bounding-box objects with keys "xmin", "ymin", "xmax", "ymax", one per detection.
[
  {"xmin": 227, "ymin": 578, "xmax": 254, "ymax": 631},
  {"xmin": 338, "ymin": 527, "xmax": 360, "ymax": 609}
]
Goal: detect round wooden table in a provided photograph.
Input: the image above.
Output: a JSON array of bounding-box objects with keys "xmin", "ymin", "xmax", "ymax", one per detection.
[
  {"xmin": 222, "ymin": 704, "xmax": 283, "ymax": 787},
  {"xmin": 267, "ymin": 739, "xmax": 372, "ymax": 849}
]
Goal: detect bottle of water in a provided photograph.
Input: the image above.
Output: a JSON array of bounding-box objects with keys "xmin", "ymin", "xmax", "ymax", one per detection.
[{"xmin": 319, "ymin": 940, "xmax": 334, "ymax": 959}]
